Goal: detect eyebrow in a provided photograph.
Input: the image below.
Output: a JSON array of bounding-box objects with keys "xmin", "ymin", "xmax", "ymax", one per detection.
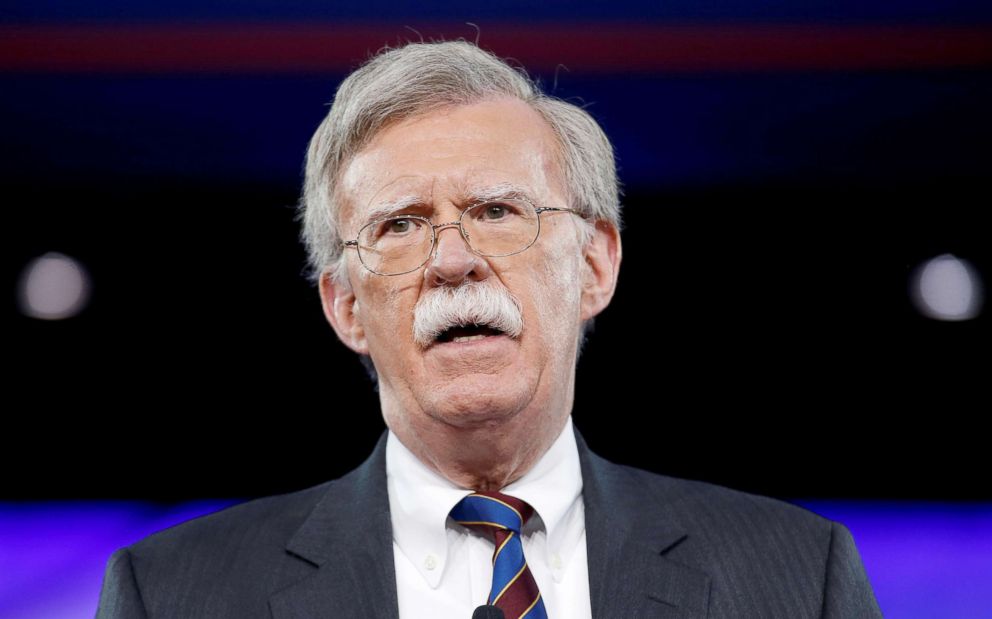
[
  {"xmin": 359, "ymin": 182, "xmax": 540, "ymax": 227},
  {"xmin": 464, "ymin": 182, "xmax": 539, "ymax": 206},
  {"xmin": 360, "ymin": 194, "xmax": 425, "ymax": 227}
]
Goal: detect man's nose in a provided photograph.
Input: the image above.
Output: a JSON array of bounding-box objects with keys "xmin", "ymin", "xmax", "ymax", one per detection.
[{"xmin": 424, "ymin": 224, "xmax": 492, "ymax": 287}]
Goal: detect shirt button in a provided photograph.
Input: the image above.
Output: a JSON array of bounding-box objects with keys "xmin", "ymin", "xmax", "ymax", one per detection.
[
  {"xmin": 551, "ymin": 554, "xmax": 562, "ymax": 570},
  {"xmin": 424, "ymin": 554, "xmax": 438, "ymax": 571}
]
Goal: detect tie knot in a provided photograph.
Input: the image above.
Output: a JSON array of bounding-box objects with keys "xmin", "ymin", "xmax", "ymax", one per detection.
[{"xmin": 450, "ymin": 491, "xmax": 535, "ymax": 535}]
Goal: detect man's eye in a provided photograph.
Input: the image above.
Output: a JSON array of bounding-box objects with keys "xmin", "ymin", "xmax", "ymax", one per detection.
[
  {"xmin": 477, "ymin": 203, "xmax": 521, "ymax": 221},
  {"xmin": 372, "ymin": 218, "xmax": 419, "ymax": 239},
  {"xmin": 379, "ymin": 219, "xmax": 417, "ymax": 235},
  {"xmin": 484, "ymin": 205, "xmax": 507, "ymax": 219},
  {"xmin": 388, "ymin": 219, "xmax": 412, "ymax": 233}
]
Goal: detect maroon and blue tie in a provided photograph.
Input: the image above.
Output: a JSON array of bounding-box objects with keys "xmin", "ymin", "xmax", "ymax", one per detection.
[{"xmin": 450, "ymin": 491, "xmax": 548, "ymax": 619}]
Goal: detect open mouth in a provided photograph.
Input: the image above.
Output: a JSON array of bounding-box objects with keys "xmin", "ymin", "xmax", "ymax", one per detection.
[{"xmin": 435, "ymin": 323, "xmax": 507, "ymax": 344}]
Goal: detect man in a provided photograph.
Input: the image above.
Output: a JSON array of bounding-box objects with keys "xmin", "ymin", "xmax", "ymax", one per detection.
[{"xmin": 97, "ymin": 40, "xmax": 883, "ymax": 618}]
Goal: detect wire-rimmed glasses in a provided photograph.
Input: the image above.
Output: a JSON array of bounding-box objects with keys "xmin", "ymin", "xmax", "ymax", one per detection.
[{"xmin": 342, "ymin": 198, "xmax": 582, "ymax": 276}]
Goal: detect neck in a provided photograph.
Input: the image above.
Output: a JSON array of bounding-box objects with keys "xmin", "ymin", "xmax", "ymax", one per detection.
[{"xmin": 419, "ymin": 425, "xmax": 555, "ymax": 491}]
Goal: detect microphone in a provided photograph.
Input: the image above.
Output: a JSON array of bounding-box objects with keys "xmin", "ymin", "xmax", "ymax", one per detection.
[{"xmin": 472, "ymin": 605, "xmax": 505, "ymax": 619}]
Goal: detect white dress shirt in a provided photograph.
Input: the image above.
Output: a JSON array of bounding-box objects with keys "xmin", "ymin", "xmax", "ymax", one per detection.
[{"xmin": 385, "ymin": 416, "xmax": 592, "ymax": 619}]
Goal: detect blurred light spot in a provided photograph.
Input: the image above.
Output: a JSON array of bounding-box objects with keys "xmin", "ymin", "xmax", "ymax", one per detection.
[
  {"xmin": 17, "ymin": 252, "xmax": 92, "ymax": 320},
  {"xmin": 911, "ymin": 254, "xmax": 984, "ymax": 321}
]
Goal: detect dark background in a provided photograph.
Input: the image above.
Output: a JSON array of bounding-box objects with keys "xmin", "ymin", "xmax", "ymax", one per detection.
[{"xmin": 3, "ymin": 3, "xmax": 989, "ymax": 502}]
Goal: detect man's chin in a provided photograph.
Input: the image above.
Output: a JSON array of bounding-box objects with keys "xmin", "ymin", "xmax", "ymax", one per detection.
[
  {"xmin": 423, "ymin": 382, "xmax": 531, "ymax": 430},
  {"xmin": 429, "ymin": 405, "xmax": 522, "ymax": 431}
]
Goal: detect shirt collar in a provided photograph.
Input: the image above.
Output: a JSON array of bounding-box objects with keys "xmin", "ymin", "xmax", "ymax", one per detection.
[{"xmin": 385, "ymin": 416, "xmax": 584, "ymax": 588}]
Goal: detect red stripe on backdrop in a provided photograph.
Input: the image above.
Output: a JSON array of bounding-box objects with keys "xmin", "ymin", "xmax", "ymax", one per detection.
[{"xmin": 1, "ymin": 23, "xmax": 991, "ymax": 73}]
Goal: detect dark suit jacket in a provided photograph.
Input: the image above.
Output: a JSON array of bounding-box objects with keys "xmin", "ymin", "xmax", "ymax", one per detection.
[{"xmin": 96, "ymin": 428, "xmax": 883, "ymax": 618}]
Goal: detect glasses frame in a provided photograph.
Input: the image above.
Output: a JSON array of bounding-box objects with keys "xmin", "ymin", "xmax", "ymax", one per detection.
[{"xmin": 342, "ymin": 199, "xmax": 584, "ymax": 276}]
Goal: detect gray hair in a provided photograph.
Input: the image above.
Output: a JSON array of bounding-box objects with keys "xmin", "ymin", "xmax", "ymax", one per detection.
[{"xmin": 295, "ymin": 39, "xmax": 623, "ymax": 382}]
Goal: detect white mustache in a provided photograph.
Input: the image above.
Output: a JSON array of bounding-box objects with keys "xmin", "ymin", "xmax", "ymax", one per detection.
[{"xmin": 413, "ymin": 281, "xmax": 524, "ymax": 347}]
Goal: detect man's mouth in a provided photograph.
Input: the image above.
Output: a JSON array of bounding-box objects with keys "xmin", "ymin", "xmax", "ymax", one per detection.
[{"xmin": 435, "ymin": 323, "xmax": 507, "ymax": 344}]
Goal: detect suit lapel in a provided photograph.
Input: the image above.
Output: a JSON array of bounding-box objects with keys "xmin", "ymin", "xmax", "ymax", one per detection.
[
  {"xmin": 270, "ymin": 433, "xmax": 399, "ymax": 619},
  {"xmin": 576, "ymin": 429, "xmax": 711, "ymax": 619},
  {"xmin": 266, "ymin": 426, "xmax": 709, "ymax": 619}
]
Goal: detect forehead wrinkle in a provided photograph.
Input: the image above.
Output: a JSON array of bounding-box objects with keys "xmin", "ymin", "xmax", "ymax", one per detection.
[{"xmin": 345, "ymin": 170, "xmax": 430, "ymax": 234}]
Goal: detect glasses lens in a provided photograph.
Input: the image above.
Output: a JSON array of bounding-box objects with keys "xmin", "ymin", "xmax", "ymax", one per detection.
[
  {"xmin": 463, "ymin": 199, "xmax": 539, "ymax": 257},
  {"xmin": 357, "ymin": 216, "xmax": 433, "ymax": 275}
]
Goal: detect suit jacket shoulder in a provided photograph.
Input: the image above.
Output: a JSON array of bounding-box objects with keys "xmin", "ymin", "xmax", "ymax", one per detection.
[
  {"xmin": 577, "ymin": 432, "xmax": 883, "ymax": 618},
  {"xmin": 96, "ymin": 434, "xmax": 398, "ymax": 619}
]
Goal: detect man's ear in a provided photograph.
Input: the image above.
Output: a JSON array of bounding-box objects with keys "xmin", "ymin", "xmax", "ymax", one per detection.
[
  {"xmin": 579, "ymin": 220, "xmax": 622, "ymax": 322},
  {"xmin": 318, "ymin": 270, "xmax": 369, "ymax": 355}
]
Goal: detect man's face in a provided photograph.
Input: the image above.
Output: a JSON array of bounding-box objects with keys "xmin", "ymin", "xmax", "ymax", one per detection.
[{"xmin": 322, "ymin": 97, "xmax": 606, "ymax": 446}]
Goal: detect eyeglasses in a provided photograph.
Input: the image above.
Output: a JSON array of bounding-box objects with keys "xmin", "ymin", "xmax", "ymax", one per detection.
[{"xmin": 343, "ymin": 198, "xmax": 583, "ymax": 276}]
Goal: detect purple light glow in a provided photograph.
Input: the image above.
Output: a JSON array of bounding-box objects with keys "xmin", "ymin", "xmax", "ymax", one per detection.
[
  {"xmin": 0, "ymin": 500, "xmax": 239, "ymax": 619},
  {"xmin": 797, "ymin": 500, "xmax": 992, "ymax": 618}
]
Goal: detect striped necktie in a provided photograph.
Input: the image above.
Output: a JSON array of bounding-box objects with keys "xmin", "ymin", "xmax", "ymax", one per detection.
[{"xmin": 450, "ymin": 491, "xmax": 548, "ymax": 619}]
